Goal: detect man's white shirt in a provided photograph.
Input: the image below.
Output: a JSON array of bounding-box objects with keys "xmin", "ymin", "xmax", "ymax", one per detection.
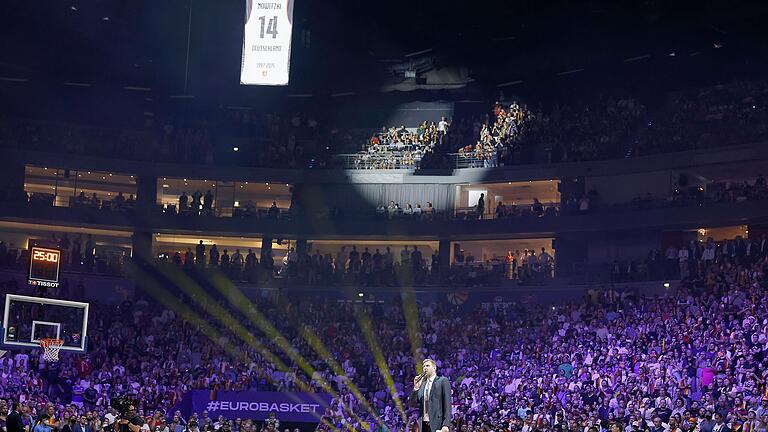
[{"xmin": 423, "ymin": 377, "xmax": 435, "ymax": 422}]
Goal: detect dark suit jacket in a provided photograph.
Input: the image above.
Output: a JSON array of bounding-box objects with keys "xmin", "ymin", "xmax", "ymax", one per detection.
[
  {"xmin": 7, "ymin": 410, "xmax": 25, "ymax": 432},
  {"xmin": 409, "ymin": 375, "xmax": 452, "ymax": 432}
]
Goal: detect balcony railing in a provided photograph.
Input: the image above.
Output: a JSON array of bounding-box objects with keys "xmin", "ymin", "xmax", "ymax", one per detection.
[{"xmin": 331, "ymin": 152, "xmax": 507, "ymax": 170}]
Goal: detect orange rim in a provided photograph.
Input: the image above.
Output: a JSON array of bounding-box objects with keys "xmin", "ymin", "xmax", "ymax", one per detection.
[{"xmin": 40, "ymin": 338, "xmax": 64, "ymax": 348}]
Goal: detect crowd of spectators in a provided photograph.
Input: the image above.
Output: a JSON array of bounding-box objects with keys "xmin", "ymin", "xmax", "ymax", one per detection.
[
  {"xmin": 350, "ymin": 120, "xmax": 449, "ymax": 169},
  {"xmin": 459, "ymin": 97, "xmax": 645, "ymax": 167},
  {"xmin": 457, "ymin": 102, "xmax": 535, "ymax": 167},
  {"xmin": 374, "ymin": 202, "xmax": 435, "ymax": 220},
  {"xmin": 0, "ymin": 242, "xmax": 767, "ymax": 431},
  {"xmin": 2, "ymin": 80, "xmax": 767, "ymax": 170},
  {"xmin": 156, "ymin": 243, "xmax": 440, "ymax": 287},
  {"xmin": 0, "ymin": 119, "xmax": 151, "ymax": 161},
  {"xmin": 22, "ymin": 191, "xmax": 136, "ymax": 213},
  {"xmin": 170, "ymin": 191, "xmax": 216, "ymax": 217},
  {"xmin": 608, "ymin": 234, "xmax": 768, "ymax": 284},
  {"xmin": 157, "ymin": 242, "xmax": 272, "ymax": 284},
  {"xmin": 153, "ymin": 241, "xmax": 552, "ymax": 288},
  {"xmin": 634, "ymin": 80, "xmax": 768, "ymax": 156},
  {"xmin": 280, "ymin": 245, "xmax": 436, "ymax": 287},
  {"xmin": 562, "ymin": 175, "xmax": 768, "ymax": 217},
  {"xmin": 222, "ymin": 111, "xmax": 327, "ymax": 169},
  {"xmin": 468, "ymin": 80, "xmax": 768, "ymax": 167}
]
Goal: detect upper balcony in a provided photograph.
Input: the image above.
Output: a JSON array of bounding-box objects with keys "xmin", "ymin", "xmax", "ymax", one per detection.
[
  {"xmin": 0, "ymin": 139, "xmax": 765, "ymax": 239},
  {"xmin": 6, "ymin": 182, "xmax": 768, "ymax": 239}
]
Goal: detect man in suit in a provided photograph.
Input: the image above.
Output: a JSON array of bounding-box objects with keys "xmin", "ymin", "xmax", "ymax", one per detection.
[
  {"xmin": 410, "ymin": 358, "xmax": 452, "ymax": 432},
  {"xmin": 73, "ymin": 414, "xmax": 92, "ymax": 432},
  {"xmin": 7, "ymin": 402, "xmax": 25, "ymax": 432}
]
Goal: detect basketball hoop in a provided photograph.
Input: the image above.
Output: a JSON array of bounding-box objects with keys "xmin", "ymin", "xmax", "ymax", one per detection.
[{"xmin": 40, "ymin": 338, "xmax": 64, "ymax": 362}]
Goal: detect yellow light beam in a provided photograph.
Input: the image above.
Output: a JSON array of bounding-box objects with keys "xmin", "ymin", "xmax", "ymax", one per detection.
[
  {"xmin": 197, "ymin": 269, "xmax": 382, "ymax": 429},
  {"xmin": 342, "ymin": 289, "xmax": 408, "ymax": 424},
  {"xmin": 130, "ymin": 264, "xmax": 340, "ymax": 431},
  {"xmin": 276, "ymin": 297, "xmax": 388, "ymax": 428},
  {"xmin": 399, "ymin": 288, "xmax": 425, "ymax": 373},
  {"xmin": 158, "ymin": 265, "xmax": 363, "ymax": 431}
]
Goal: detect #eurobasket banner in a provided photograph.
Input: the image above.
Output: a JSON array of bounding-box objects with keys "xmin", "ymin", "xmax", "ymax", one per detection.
[
  {"xmin": 178, "ymin": 391, "xmax": 332, "ymax": 422},
  {"xmin": 241, "ymin": 0, "xmax": 294, "ymax": 85}
]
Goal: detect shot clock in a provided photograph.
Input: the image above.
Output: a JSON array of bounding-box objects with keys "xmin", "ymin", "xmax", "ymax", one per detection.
[{"xmin": 28, "ymin": 246, "xmax": 61, "ymax": 288}]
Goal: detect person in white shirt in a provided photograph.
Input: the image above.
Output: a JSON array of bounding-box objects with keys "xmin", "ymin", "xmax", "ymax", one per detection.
[
  {"xmin": 438, "ymin": 117, "xmax": 449, "ymax": 134},
  {"xmin": 702, "ymin": 243, "xmax": 715, "ymax": 264},
  {"xmin": 678, "ymin": 247, "xmax": 689, "ymax": 279},
  {"xmin": 712, "ymin": 412, "xmax": 730, "ymax": 432},
  {"xmin": 14, "ymin": 352, "xmax": 29, "ymax": 370}
]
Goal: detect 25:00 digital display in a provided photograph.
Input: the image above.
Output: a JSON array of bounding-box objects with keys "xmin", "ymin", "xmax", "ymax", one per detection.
[
  {"xmin": 28, "ymin": 247, "xmax": 61, "ymax": 288},
  {"xmin": 32, "ymin": 250, "xmax": 59, "ymax": 263}
]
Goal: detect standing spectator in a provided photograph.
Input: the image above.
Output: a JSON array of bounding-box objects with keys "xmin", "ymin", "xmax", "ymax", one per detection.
[
  {"xmin": 184, "ymin": 248, "xmax": 194, "ymax": 269},
  {"xmin": 195, "ymin": 241, "xmax": 206, "ymax": 268},
  {"xmin": 191, "ymin": 191, "xmax": 202, "ymax": 215},
  {"xmin": 678, "ymin": 245, "xmax": 690, "ymax": 279},
  {"xmin": 203, "ymin": 190, "xmax": 213, "ymax": 213},
  {"xmin": 220, "ymin": 249, "xmax": 230, "ymax": 272},
  {"xmin": 539, "ymin": 248, "xmax": 552, "ymax": 277},
  {"xmin": 179, "ymin": 192, "xmax": 189, "ymax": 212},
  {"xmin": 477, "ymin": 193, "xmax": 485, "ymax": 219},
  {"xmin": 268, "ymin": 202, "xmax": 279, "ymax": 219},
  {"xmin": 114, "ymin": 192, "xmax": 126, "ymax": 209},
  {"xmin": 7, "ymin": 402, "xmax": 24, "ymax": 432},
  {"xmin": 209, "ymin": 244, "xmax": 219, "ymax": 267}
]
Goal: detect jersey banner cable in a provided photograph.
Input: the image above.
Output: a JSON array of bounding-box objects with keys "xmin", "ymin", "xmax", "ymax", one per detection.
[{"xmin": 240, "ymin": 0, "xmax": 294, "ymax": 85}]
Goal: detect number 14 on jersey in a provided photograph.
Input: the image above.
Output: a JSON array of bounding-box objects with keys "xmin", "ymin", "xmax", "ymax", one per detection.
[{"xmin": 258, "ymin": 16, "xmax": 278, "ymax": 38}]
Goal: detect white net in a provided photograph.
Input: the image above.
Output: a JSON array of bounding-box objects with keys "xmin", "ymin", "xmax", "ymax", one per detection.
[{"xmin": 40, "ymin": 339, "xmax": 64, "ymax": 362}]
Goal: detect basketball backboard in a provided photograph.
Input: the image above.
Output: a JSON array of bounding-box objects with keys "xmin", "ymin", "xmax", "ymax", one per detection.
[{"xmin": 2, "ymin": 294, "xmax": 89, "ymax": 353}]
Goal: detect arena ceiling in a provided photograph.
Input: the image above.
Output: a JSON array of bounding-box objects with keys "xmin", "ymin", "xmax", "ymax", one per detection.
[{"xmin": 1, "ymin": 0, "xmax": 767, "ymax": 106}]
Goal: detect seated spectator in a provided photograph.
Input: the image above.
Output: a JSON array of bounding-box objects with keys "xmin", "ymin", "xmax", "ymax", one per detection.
[{"xmin": 403, "ymin": 204, "xmax": 414, "ymax": 216}]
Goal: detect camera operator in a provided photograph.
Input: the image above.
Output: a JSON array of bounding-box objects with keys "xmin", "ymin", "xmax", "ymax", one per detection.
[{"xmin": 113, "ymin": 405, "xmax": 142, "ymax": 432}]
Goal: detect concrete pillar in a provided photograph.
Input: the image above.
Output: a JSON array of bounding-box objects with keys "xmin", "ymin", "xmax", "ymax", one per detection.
[
  {"xmin": 131, "ymin": 230, "xmax": 154, "ymax": 263},
  {"xmin": 438, "ymin": 239, "xmax": 451, "ymax": 274},
  {"xmin": 135, "ymin": 175, "xmax": 158, "ymax": 210},
  {"xmin": 0, "ymin": 158, "xmax": 26, "ymax": 202}
]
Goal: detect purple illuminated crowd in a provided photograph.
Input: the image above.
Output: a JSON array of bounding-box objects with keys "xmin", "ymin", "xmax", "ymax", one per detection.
[{"xmin": 0, "ymin": 236, "xmax": 766, "ymax": 432}]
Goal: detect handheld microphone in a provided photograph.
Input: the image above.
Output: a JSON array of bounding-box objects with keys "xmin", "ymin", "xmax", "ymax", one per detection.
[{"xmin": 416, "ymin": 371, "xmax": 427, "ymax": 383}]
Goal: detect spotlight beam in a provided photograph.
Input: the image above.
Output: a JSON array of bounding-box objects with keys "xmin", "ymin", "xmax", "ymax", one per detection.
[
  {"xmin": 278, "ymin": 298, "xmax": 388, "ymax": 428},
  {"xmin": 130, "ymin": 264, "xmax": 340, "ymax": 431},
  {"xmin": 198, "ymin": 269, "xmax": 376, "ymax": 429},
  {"xmin": 399, "ymin": 288, "xmax": 425, "ymax": 373},
  {"xmin": 160, "ymin": 265, "xmax": 364, "ymax": 431},
  {"xmin": 343, "ymin": 288, "xmax": 408, "ymax": 424}
]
